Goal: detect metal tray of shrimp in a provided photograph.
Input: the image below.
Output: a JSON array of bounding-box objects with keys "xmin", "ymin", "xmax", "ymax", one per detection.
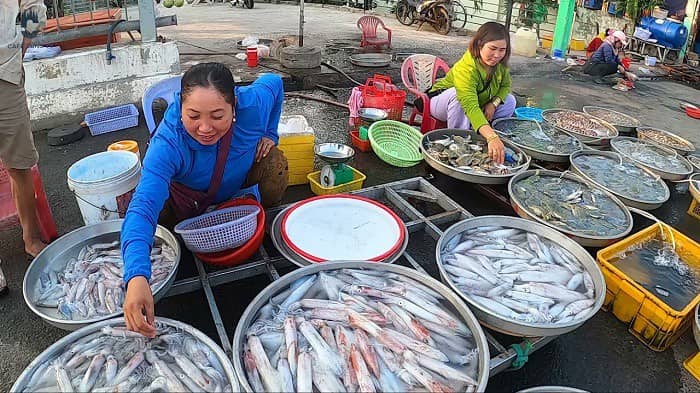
[
  {"xmin": 231, "ymin": 261, "xmax": 491, "ymax": 392},
  {"xmin": 11, "ymin": 317, "xmax": 239, "ymax": 392},
  {"xmin": 421, "ymin": 128, "xmax": 531, "ymax": 185},
  {"xmin": 542, "ymin": 109, "xmax": 618, "ymax": 146},
  {"xmin": 582, "ymin": 106, "xmax": 640, "ymax": 135},
  {"xmin": 492, "ymin": 117, "xmax": 583, "ymax": 163},
  {"xmin": 570, "ymin": 150, "xmax": 670, "ymax": 211},
  {"xmin": 23, "ymin": 220, "xmax": 181, "ymax": 331},
  {"xmin": 610, "ymin": 136, "xmax": 694, "ymax": 181},
  {"xmin": 507, "ymin": 169, "xmax": 633, "ymax": 248}
]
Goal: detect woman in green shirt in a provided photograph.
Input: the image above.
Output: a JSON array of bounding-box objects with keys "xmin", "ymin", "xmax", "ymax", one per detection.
[{"xmin": 430, "ymin": 22, "xmax": 515, "ymax": 165}]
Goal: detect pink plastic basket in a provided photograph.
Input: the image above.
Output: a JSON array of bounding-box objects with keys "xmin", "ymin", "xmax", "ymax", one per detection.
[{"xmin": 174, "ymin": 205, "xmax": 260, "ymax": 253}]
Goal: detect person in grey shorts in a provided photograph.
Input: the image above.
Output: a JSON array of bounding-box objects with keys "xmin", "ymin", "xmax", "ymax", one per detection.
[{"xmin": 0, "ymin": 0, "xmax": 48, "ymax": 295}]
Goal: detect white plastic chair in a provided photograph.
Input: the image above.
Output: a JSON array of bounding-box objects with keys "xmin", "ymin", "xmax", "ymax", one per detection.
[{"xmin": 142, "ymin": 75, "xmax": 182, "ymax": 134}]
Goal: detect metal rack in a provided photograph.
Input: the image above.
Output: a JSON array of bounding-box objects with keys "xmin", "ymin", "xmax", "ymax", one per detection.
[{"xmin": 163, "ymin": 176, "xmax": 555, "ymax": 377}]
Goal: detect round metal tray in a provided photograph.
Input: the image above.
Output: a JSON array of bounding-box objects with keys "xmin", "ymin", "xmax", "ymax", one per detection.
[
  {"xmin": 435, "ymin": 216, "xmax": 606, "ymax": 337},
  {"xmin": 270, "ymin": 204, "xmax": 408, "ymax": 267},
  {"xmin": 232, "ymin": 261, "xmax": 491, "ymax": 392},
  {"xmin": 690, "ymin": 174, "xmax": 700, "ymax": 203},
  {"xmin": 688, "ymin": 154, "xmax": 700, "ymax": 173},
  {"xmin": 349, "ymin": 53, "xmax": 392, "ymax": 67},
  {"xmin": 507, "ymin": 169, "xmax": 634, "ymax": 248},
  {"xmin": 610, "ymin": 136, "xmax": 694, "ymax": 181},
  {"xmin": 518, "ymin": 387, "xmax": 589, "ymax": 393},
  {"xmin": 582, "ymin": 105, "xmax": 640, "ymax": 135},
  {"xmin": 570, "ymin": 150, "xmax": 670, "ymax": 211},
  {"xmin": 693, "ymin": 303, "xmax": 700, "ymax": 350},
  {"xmin": 636, "ymin": 126, "xmax": 696, "ymax": 156},
  {"xmin": 11, "ymin": 317, "xmax": 239, "ymax": 392},
  {"xmin": 492, "ymin": 117, "xmax": 582, "ymax": 163},
  {"xmin": 542, "ymin": 108, "xmax": 618, "ymax": 146},
  {"xmin": 421, "ymin": 128, "xmax": 531, "ymax": 184},
  {"xmin": 23, "ymin": 220, "xmax": 180, "ymax": 331}
]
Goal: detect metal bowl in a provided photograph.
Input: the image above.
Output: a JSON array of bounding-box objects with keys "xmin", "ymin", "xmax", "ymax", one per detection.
[
  {"xmin": 610, "ymin": 137, "xmax": 694, "ymax": 181},
  {"xmin": 690, "ymin": 174, "xmax": 700, "ymax": 203},
  {"xmin": 349, "ymin": 53, "xmax": 392, "ymax": 67},
  {"xmin": 636, "ymin": 126, "xmax": 696, "ymax": 156},
  {"xmin": 11, "ymin": 317, "xmax": 239, "ymax": 392},
  {"xmin": 232, "ymin": 261, "xmax": 491, "ymax": 392},
  {"xmin": 269, "ymin": 204, "xmax": 408, "ymax": 267},
  {"xmin": 421, "ymin": 128, "xmax": 531, "ymax": 184},
  {"xmin": 436, "ymin": 216, "xmax": 606, "ymax": 337},
  {"xmin": 542, "ymin": 109, "xmax": 618, "ymax": 146},
  {"xmin": 582, "ymin": 106, "xmax": 640, "ymax": 135},
  {"xmin": 358, "ymin": 107, "xmax": 388, "ymax": 123},
  {"xmin": 694, "ymin": 303, "xmax": 700, "ymax": 349},
  {"xmin": 314, "ymin": 143, "xmax": 355, "ymax": 164},
  {"xmin": 688, "ymin": 154, "xmax": 700, "ymax": 173},
  {"xmin": 508, "ymin": 169, "xmax": 633, "ymax": 248},
  {"xmin": 570, "ymin": 150, "xmax": 670, "ymax": 210},
  {"xmin": 22, "ymin": 220, "xmax": 180, "ymax": 331},
  {"xmin": 518, "ymin": 387, "xmax": 589, "ymax": 393},
  {"xmin": 492, "ymin": 117, "xmax": 583, "ymax": 163}
]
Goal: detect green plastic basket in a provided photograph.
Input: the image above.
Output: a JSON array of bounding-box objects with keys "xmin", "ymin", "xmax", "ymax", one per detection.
[{"xmin": 368, "ymin": 120, "xmax": 423, "ymax": 167}]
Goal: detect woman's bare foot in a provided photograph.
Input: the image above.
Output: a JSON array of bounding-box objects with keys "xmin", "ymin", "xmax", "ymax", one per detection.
[{"xmin": 25, "ymin": 239, "xmax": 47, "ymax": 258}]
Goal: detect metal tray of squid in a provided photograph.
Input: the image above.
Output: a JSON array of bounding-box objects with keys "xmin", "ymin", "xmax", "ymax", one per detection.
[
  {"xmin": 349, "ymin": 53, "xmax": 392, "ymax": 67},
  {"xmin": 492, "ymin": 117, "xmax": 583, "ymax": 163},
  {"xmin": 610, "ymin": 136, "xmax": 694, "ymax": 181},
  {"xmin": 269, "ymin": 204, "xmax": 408, "ymax": 267},
  {"xmin": 421, "ymin": 128, "xmax": 531, "ymax": 185}
]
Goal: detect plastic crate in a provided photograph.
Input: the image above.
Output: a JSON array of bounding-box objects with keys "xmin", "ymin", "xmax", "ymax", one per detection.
[
  {"xmin": 84, "ymin": 104, "xmax": 139, "ymax": 136},
  {"xmin": 307, "ymin": 166, "xmax": 366, "ymax": 196},
  {"xmin": 359, "ymin": 75, "xmax": 406, "ymax": 121},
  {"xmin": 688, "ymin": 199, "xmax": 700, "ymax": 220},
  {"xmin": 350, "ymin": 130, "xmax": 372, "ymax": 153},
  {"xmin": 596, "ymin": 224, "xmax": 700, "ymax": 351}
]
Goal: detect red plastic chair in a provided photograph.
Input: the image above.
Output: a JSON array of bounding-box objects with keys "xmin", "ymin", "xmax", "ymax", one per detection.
[
  {"xmin": 401, "ymin": 54, "xmax": 451, "ymax": 133},
  {"xmin": 0, "ymin": 163, "xmax": 58, "ymax": 244},
  {"xmin": 357, "ymin": 16, "xmax": 392, "ymax": 50}
]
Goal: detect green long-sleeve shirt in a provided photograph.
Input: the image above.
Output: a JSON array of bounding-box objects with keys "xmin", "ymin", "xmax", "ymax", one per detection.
[{"xmin": 431, "ymin": 50, "xmax": 512, "ymax": 132}]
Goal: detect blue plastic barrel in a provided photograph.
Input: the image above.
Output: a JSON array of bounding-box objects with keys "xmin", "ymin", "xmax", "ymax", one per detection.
[{"xmin": 639, "ymin": 17, "xmax": 688, "ymax": 49}]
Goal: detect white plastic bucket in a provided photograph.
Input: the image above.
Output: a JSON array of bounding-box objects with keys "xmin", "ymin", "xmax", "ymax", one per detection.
[{"xmin": 67, "ymin": 151, "xmax": 141, "ymax": 225}]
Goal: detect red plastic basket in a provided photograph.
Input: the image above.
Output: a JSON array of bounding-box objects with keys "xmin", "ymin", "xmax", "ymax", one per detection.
[
  {"xmin": 359, "ymin": 74, "xmax": 406, "ymax": 121},
  {"xmin": 350, "ymin": 130, "xmax": 372, "ymax": 152},
  {"xmin": 195, "ymin": 198, "xmax": 265, "ymax": 267}
]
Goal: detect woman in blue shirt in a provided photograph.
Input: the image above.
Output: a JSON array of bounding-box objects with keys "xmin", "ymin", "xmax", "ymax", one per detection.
[
  {"xmin": 121, "ymin": 63, "xmax": 288, "ymax": 336},
  {"xmin": 584, "ymin": 30, "xmax": 629, "ymax": 77}
]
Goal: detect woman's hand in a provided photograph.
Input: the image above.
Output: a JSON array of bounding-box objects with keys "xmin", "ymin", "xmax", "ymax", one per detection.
[
  {"xmin": 255, "ymin": 137, "xmax": 275, "ymax": 163},
  {"xmin": 479, "ymin": 126, "xmax": 505, "ymax": 165},
  {"xmin": 123, "ymin": 276, "xmax": 156, "ymax": 338},
  {"xmin": 483, "ymin": 102, "xmax": 497, "ymax": 122}
]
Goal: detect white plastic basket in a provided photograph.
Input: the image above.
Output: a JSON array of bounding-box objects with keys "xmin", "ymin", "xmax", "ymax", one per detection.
[
  {"xmin": 174, "ymin": 205, "xmax": 260, "ymax": 253},
  {"xmin": 634, "ymin": 27, "xmax": 653, "ymax": 41}
]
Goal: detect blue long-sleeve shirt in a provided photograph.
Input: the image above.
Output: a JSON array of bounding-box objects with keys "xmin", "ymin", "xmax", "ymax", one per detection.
[
  {"xmin": 589, "ymin": 42, "xmax": 620, "ymax": 66},
  {"xmin": 121, "ymin": 73, "xmax": 284, "ymax": 284}
]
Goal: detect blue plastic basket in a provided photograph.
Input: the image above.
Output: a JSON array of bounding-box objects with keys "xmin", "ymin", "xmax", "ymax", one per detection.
[
  {"xmin": 85, "ymin": 104, "xmax": 139, "ymax": 136},
  {"xmin": 514, "ymin": 107, "xmax": 543, "ymax": 122}
]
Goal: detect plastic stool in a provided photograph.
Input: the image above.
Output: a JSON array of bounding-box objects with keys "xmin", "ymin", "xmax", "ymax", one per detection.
[{"xmin": 0, "ymin": 164, "xmax": 58, "ymax": 244}]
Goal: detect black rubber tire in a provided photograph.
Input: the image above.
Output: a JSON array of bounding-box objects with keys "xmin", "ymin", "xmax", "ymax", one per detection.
[
  {"xmin": 244, "ymin": 0, "xmax": 254, "ymax": 8},
  {"xmin": 47, "ymin": 125, "xmax": 84, "ymax": 146},
  {"xmin": 432, "ymin": 5, "xmax": 451, "ymax": 35},
  {"xmin": 395, "ymin": 0, "xmax": 416, "ymax": 26}
]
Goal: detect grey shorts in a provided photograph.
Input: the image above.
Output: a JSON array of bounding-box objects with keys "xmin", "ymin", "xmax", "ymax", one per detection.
[{"xmin": 0, "ymin": 74, "xmax": 38, "ymax": 170}]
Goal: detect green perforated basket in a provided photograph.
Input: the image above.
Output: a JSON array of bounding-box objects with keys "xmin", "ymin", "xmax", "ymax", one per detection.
[{"xmin": 368, "ymin": 120, "xmax": 424, "ymax": 167}]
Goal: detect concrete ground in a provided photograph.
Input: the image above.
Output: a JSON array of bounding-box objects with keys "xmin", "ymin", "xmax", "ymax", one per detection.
[{"xmin": 2, "ymin": 3, "xmax": 700, "ymax": 392}]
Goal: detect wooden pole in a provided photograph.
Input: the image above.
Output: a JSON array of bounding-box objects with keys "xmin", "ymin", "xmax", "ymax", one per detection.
[{"xmin": 299, "ymin": 0, "xmax": 304, "ymax": 47}]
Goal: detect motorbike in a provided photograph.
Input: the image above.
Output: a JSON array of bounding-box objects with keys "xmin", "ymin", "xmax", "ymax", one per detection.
[{"xmin": 395, "ymin": 0, "xmax": 451, "ymax": 35}]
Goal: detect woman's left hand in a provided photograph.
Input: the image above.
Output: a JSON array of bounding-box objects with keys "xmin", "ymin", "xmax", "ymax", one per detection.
[
  {"xmin": 256, "ymin": 137, "xmax": 275, "ymax": 163},
  {"xmin": 483, "ymin": 103, "xmax": 497, "ymax": 122}
]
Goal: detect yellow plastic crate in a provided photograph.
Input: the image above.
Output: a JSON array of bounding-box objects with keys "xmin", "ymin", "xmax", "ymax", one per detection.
[
  {"xmin": 597, "ymin": 223, "xmax": 700, "ymax": 351},
  {"xmin": 279, "ymin": 134, "xmax": 314, "ymax": 145},
  {"xmin": 289, "ymin": 173, "xmax": 310, "ymax": 186},
  {"xmin": 570, "ymin": 38, "xmax": 586, "ymax": 51},
  {"xmin": 307, "ymin": 166, "xmax": 366, "ymax": 196},
  {"xmin": 688, "ymin": 199, "xmax": 700, "ymax": 220},
  {"xmin": 541, "ymin": 34, "xmax": 552, "ymax": 49}
]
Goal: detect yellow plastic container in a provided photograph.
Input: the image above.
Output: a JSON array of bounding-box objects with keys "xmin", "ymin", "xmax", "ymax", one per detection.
[
  {"xmin": 596, "ymin": 224, "xmax": 700, "ymax": 351},
  {"xmin": 685, "ymin": 352, "xmax": 700, "ymax": 381},
  {"xmin": 688, "ymin": 199, "xmax": 700, "ymax": 220},
  {"xmin": 107, "ymin": 140, "xmax": 140, "ymax": 157},
  {"xmin": 570, "ymin": 38, "xmax": 586, "ymax": 51},
  {"xmin": 279, "ymin": 130, "xmax": 314, "ymax": 186},
  {"xmin": 307, "ymin": 166, "xmax": 366, "ymax": 196},
  {"xmin": 541, "ymin": 34, "xmax": 553, "ymax": 49}
]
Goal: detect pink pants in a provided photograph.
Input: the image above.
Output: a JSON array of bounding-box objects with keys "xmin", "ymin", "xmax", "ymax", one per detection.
[{"xmin": 429, "ymin": 88, "xmax": 517, "ymax": 130}]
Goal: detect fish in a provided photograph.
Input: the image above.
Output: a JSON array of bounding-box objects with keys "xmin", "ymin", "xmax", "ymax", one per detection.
[{"xmin": 242, "ymin": 269, "xmax": 481, "ymax": 392}]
